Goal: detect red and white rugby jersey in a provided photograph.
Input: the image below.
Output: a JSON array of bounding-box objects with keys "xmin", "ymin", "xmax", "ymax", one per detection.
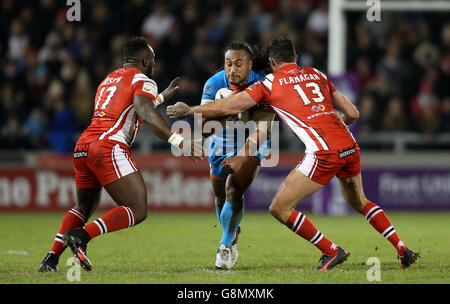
[
  {"xmin": 245, "ymin": 63, "xmax": 356, "ymax": 153},
  {"xmin": 77, "ymin": 67, "xmax": 158, "ymax": 147}
]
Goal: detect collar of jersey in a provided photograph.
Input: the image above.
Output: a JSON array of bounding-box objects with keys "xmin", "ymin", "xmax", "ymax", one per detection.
[
  {"xmin": 229, "ymin": 83, "xmax": 248, "ymax": 92},
  {"xmin": 279, "ymin": 63, "xmax": 299, "ymax": 71}
]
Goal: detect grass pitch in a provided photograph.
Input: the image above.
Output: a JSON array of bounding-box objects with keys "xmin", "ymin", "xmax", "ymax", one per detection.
[{"xmin": 0, "ymin": 211, "xmax": 449, "ymax": 284}]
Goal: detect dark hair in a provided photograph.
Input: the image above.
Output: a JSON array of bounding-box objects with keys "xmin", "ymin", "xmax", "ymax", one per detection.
[
  {"xmin": 225, "ymin": 41, "xmax": 255, "ymax": 59},
  {"xmin": 122, "ymin": 37, "xmax": 151, "ymax": 62},
  {"xmin": 224, "ymin": 41, "xmax": 269, "ymax": 72},
  {"xmin": 267, "ymin": 37, "xmax": 296, "ymax": 64}
]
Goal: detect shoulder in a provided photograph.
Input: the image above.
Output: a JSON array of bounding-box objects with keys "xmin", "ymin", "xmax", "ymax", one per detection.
[
  {"xmin": 260, "ymin": 73, "xmax": 275, "ymax": 91},
  {"xmin": 250, "ymin": 70, "xmax": 266, "ymax": 82},
  {"xmin": 204, "ymin": 70, "xmax": 227, "ymax": 87},
  {"xmin": 131, "ymin": 71, "xmax": 156, "ymax": 87},
  {"xmin": 202, "ymin": 70, "xmax": 227, "ymax": 99},
  {"xmin": 303, "ymin": 67, "xmax": 328, "ymax": 80}
]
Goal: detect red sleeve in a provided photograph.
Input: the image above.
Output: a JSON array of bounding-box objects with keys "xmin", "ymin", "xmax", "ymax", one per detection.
[
  {"xmin": 312, "ymin": 67, "xmax": 336, "ymax": 94},
  {"xmin": 133, "ymin": 79, "xmax": 158, "ymax": 101},
  {"xmin": 328, "ymin": 77, "xmax": 336, "ymax": 93},
  {"xmin": 244, "ymin": 81, "xmax": 269, "ymax": 104}
]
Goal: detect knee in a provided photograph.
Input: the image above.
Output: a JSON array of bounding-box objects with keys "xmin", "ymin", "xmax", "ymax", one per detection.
[
  {"xmin": 225, "ymin": 182, "xmax": 245, "ymax": 203},
  {"xmin": 268, "ymin": 203, "xmax": 283, "ymax": 222},
  {"xmin": 215, "ymin": 196, "xmax": 226, "ymax": 207},
  {"xmin": 73, "ymin": 205, "xmax": 91, "ymax": 220},
  {"xmin": 130, "ymin": 202, "xmax": 148, "ymax": 225}
]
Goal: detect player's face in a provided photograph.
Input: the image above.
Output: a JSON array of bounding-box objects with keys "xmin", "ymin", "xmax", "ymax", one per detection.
[
  {"xmin": 144, "ymin": 45, "xmax": 156, "ymax": 77},
  {"xmin": 224, "ymin": 49, "xmax": 252, "ymax": 86}
]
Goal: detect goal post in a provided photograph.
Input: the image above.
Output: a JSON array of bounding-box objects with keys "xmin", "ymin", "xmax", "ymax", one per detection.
[{"xmin": 328, "ymin": 0, "xmax": 450, "ymax": 75}]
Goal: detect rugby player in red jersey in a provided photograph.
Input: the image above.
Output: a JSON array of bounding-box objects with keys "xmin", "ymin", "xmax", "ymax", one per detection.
[
  {"xmin": 167, "ymin": 37, "xmax": 419, "ymax": 271},
  {"xmin": 39, "ymin": 37, "xmax": 202, "ymax": 272}
]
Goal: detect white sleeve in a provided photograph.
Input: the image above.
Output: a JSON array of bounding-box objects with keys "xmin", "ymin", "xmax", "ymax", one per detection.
[{"xmin": 200, "ymin": 99, "xmax": 214, "ymax": 106}]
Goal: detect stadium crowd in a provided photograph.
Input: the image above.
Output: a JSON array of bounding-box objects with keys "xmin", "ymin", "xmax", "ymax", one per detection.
[{"xmin": 0, "ymin": 0, "xmax": 449, "ymax": 153}]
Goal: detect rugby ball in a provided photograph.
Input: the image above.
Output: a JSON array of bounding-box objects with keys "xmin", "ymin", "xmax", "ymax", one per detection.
[{"xmin": 215, "ymin": 87, "xmax": 234, "ymax": 100}]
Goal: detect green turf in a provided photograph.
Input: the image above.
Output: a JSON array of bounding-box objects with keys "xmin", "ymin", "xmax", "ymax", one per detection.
[{"xmin": 0, "ymin": 211, "xmax": 449, "ymax": 284}]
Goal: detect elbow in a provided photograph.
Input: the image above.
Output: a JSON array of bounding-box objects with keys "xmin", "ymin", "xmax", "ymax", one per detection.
[{"xmin": 350, "ymin": 108, "xmax": 359, "ymax": 120}]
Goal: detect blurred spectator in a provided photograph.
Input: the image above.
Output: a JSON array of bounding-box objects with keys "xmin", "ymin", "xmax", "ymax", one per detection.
[
  {"xmin": 441, "ymin": 97, "xmax": 450, "ymax": 132},
  {"xmin": 375, "ymin": 36, "xmax": 410, "ymax": 98},
  {"xmin": 436, "ymin": 24, "xmax": 450, "ymax": 99},
  {"xmin": 306, "ymin": 0, "xmax": 328, "ymax": 38},
  {"xmin": 43, "ymin": 80, "xmax": 77, "ymax": 153},
  {"xmin": 411, "ymin": 80, "xmax": 441, "ymax": 134},
  {"xmin": 7, "ymin": 19, "xmax": 29, "ymax": 63},
  {"xmin": 347, "ymin": 21, "xmax": 382, "ymax": 70},
  {"xmin": 353, "ymin": 56, "xmax": 374, "ymax": 90},
  {"xmin": 358, "ymin": 94, "xmax": 378, "ymax": 134},
  {"xmin": 380, "ymin": 96, "xmax": 409, "ymax": 132},
  {"xmin": 141, "ymin": 3, "xmax": 175, "ymax": 49},
  {"xmin": 365, "ymin": 72, "xmax": 396, "ymax": 110},
  {"xmin": 71, "ymin": 68, "xmax": 95, "ymax": 129},
  {"xmin": 413, "ymin": 41, "xmax": 440, "ymax": 70},
  {"xmin": 0, "ymin": 116, "xmax": 32, "ymax": 150},
  {"xmin": 23, "ymin": 108, "xmax": 47, "ymax": 148},
  {"xmin": 37, "ymin": 31, "xmax": 66, "ymax": 78}
]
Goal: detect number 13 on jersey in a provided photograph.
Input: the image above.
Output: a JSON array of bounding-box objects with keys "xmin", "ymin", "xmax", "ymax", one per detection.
[{"xmin": 293, "ymin": 82, "xmax": 324, "ymax": 105}]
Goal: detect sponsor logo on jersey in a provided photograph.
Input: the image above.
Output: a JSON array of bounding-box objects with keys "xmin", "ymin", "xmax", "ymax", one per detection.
[
  {"xmin": 142, "ymin": 82, "xmax": 157, "ymax": 95},
  {"xmin": 73, "ymin": 151, "xmax": 88, "ymax": 159},
  {"xmin": 95, "ymin": 111, "xmax": 106, "ymax": 117},
  {"xmin": 338, "ymin": 147, "xmax": 356, "ymax": 159},
  {"xmin": 247, "ymin": 82, "xmax": 258, "ymax": 90},
  {"xmin": 74, "ymin": 143, "xmax": 89, "ymax": 158},
  {"xmin": 311, "ymin": 104, "xmax": 325, "ymax": 112}
]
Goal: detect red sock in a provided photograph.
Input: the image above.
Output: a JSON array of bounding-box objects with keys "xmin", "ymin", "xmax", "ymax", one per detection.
[
  {"xmin": 362, "ymin": 202, "xmax": 407, "ymax": 256},
  {"xmin": 50, "ymin": 208, "xmax": 87, "ymax": 256},
  {"xmin": 287, "ymin": 211, "xmax": 338, "ymax": 255},
  {"xmin": 84, "ymin": 206, "xmax": 135, "ymax": 239}
]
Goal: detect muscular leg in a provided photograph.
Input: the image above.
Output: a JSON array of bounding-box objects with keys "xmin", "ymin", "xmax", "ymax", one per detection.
[
  {"xmin": 339, "ymin": 174, "xmax": 409, "ymax": 256},
  {"xmin": 219, "ymin": 157, "xmax": 260, "ymax": 247},
  {"xmin": 269, "ymin": 168, "xmax": 323, "ymax": 223},
  {"xmin": 226, "ymin": 157, "xmax": 260, "ymax": 203},
  {"xmin": 75, "ymin": 187, "xmax": 102, "ymax": 219},
  {"xmin": 211, "ymin": 178, "xmax": 226, "ymax": 225},
  {"xmin": 338, "ymin": 174, "xmax": 368, "ymax": 213},
  {"xmin": 82, "ymin": 171, "xmax": 148, "ymax": 240},
  {"xmin": 268, "ymin": 169, "xmax": 339, "ymax": 255},
  {"xmin": 46, "ymin": 187, "xmax": 102, "ymax": 258},
  {"xmin": 103, "ymin": 171, "xmax": 148, "ymax": 224}
]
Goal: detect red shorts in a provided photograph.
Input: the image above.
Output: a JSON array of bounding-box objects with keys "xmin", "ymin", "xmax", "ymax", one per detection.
[
  {"xmin": 296, "ymin": 146, "xmax": 361, "ymax": 185},
  {"xmin": 73, "ymin": 140, "xmax": 139, "ymax": 188}
]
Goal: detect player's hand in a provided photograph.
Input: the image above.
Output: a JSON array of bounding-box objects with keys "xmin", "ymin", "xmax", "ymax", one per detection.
[
  {"xmin": 161, "ymin": 77, "xmax": 180, "ymax": 101},
  {"xmin": 167, "ymin": 102, "xmax": 193, "ymax": 119},
  {"xmin": 180, "ymin": 137, "xmax": 205, "ymax": 161},
  {"xmin": 221, "ymin": 156, "xmax": 245, "ymax": 174}
]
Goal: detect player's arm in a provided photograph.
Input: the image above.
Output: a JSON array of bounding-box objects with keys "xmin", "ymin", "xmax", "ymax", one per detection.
[
  {"xmin": 154, "ymin": 77, "xmax": 180, "ymax": 107},
  {"xmin": 133, "ymin": 94, "xmax": 203, "ymax": 160},
  {"xmin": 167, "ymin": 91, "xmax": 257, "ymax": 119},
  {"xmin": 199, "ymin": 98, "xmax": 228, "ymax": 138},
  {"xmin": 133, "ymin": 94, "xmax": 173, "ymax": 140},
  {"xmin": 241, "ymin": 110, "xmax": 274, "ymax": 156},
  {"xmin": 221, "ymin": 110, "xmax": 275, "ymax": 174},
  {"xmin": 331, "ymin": 90, "xmax": 359, "ymax": 125}
]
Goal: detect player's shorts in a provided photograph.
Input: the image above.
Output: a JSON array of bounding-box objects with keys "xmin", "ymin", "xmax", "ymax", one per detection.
[
  {"xmin": 73, "ymin": 140, "xmax": 139, "ymax": 188},
  {"xmin": 208, "ymin": 139, "xmax": 266, "ymax": 180},
  {"xmin": 296, "ymin": 145, "xmax": 361, "ymax": 185}
]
